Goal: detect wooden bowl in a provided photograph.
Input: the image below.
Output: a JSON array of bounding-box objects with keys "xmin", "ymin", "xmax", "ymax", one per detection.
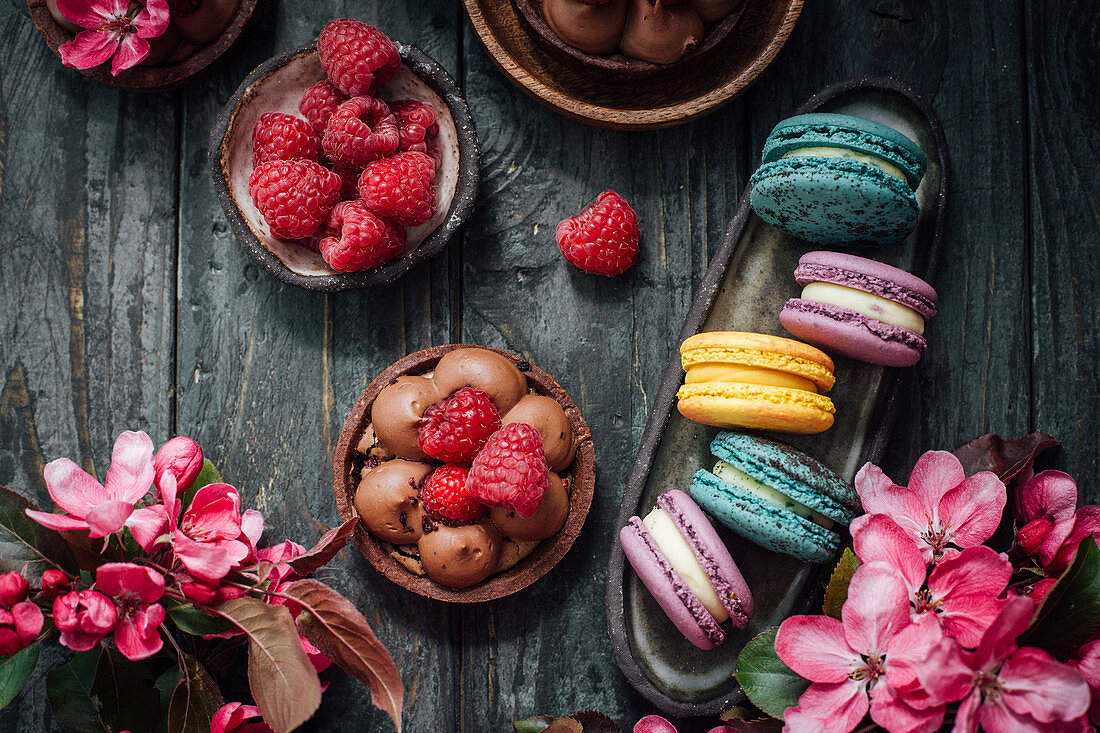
[
  {"xmin": 513, "ymin": 0, "xmax": 747, "ymax": 79},
  {"xmin": 333, "ymin": 345, "xmax": 596, "ymax": 603},
  {"xmin": 26, "ymin": 0, "xmax": 260, "ymax": 92},
  {"xmin": 209, "ymin": 44, "xmax": 480, "ymax": 292},
  {"xmin": 463, "ymin": 0, "xmax": 803, "ymax": 129}
]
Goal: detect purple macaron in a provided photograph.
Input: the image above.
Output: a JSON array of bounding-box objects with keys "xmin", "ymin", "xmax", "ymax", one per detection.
[
  {"xmin": 619, "ymin": 489, "xmax": 754, "ymax": 651},
  {"xmin": 780, "ymin": 251, "xmax": 938, "ymax": 367}
]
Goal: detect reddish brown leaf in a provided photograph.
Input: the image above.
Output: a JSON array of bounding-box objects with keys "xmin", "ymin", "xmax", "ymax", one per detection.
[
  {"xmin": 283, "ymin": 579, "xmax": 404, "ymax": 732},
  {"xmin": 954, "ymin": 432, "xmax": 1059, "ymax": 484},
  {"xmin": 212, "ymin": 597, "xmax": 322, "ymax": 733},
  {"xmin": 285, "ymin": 518, "xmax": 357, "ymax": 577},
  {"xmin": 168, "ymin": 654, "xmax": 224, "ymax": 733}
]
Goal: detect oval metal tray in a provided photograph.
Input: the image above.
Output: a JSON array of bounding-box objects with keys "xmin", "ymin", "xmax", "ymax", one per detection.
[{"xmin": 604, "ymin": 77, "xmax": 949, "ymax": 717}]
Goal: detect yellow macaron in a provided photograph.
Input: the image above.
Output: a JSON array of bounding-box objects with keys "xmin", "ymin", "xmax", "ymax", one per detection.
[{"xmin": 676, "ymin": 332, "xmax": 836, "ymax": 434}]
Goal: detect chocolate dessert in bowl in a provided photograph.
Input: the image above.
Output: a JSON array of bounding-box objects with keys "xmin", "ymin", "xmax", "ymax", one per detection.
[{"xmin": 333, "ymin": 345, "xmax": 595, "ymax": 602}]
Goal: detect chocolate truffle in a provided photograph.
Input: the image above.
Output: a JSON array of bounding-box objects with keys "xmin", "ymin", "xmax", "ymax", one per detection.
[
  {"xmin": 371, "ymin": 375, "xmax": 440, "ymax": 460},
  {"xmin": 543, "ymin": 0, "xmax": 629, "ymax": 56},
  {"xmin": 620, "ymin": 0, "xmax": 704, "ymax": 64},
  {"xmin": 502, "ymin": 394, "xmax": 576, "ymax": 472},
  {"xmin": 491, "ymin": 472, "xmax": 569, "ymax": 541},
  {"xmin": 431, "ymin": 347, "xmax": 527, "ymax": 415},
  {"xmin": 355, "ymin": 459, "xmax": 432, "ymax": 544},
  {"xmin": 418, "ymin": 521, "xmax": 503, "ymax": 588},
  {"xmin": 688, "ymin": 0, "xmax": 741, "ymax": 23}
]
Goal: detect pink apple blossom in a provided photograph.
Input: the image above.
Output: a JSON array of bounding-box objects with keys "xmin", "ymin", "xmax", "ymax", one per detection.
[
  {"xmin": 55, "ymin": 0, "xmax": 170, "ymax": 76},
  {"xmin": 632, "ymin": 715, "xmax": 735, "ymax": 733},
  {"xmin": 1069, "ymin": 638, "xmax": 1100, "ymax": 724},
  {"xmin": 852, "ymin": 451, "xmax": 1006, "ymax": 562},
  {"xmin": 776, "ymin": 563, "xmax": 946, "ymax": 733},
  {"xmin": 26, "ymin": 431, "xmax": 155, "ymax": 538},
  {"xmin": 40, "ymin": 569, "xmax": 72, "ymax": 599},
  {"xmin": 53, "ymin": 589, "xmax": 117, "ymax": 652},
  {"xmin": 153, "ymin": 436, "xmax": 204, "ymax": 493},
  {"xmin": 95, "ymin": 563, "xmax": 166, "ymax": 661},
  {"xmin": 1048, "ymin": 505, "xmax": 1100, "ymax": 574},
  {"xmin": 0, "ymin": 600, "xmax": 44, "ymax": 654},
  {"xmin": 211, "ymin": 702, "xmax": 275, "ymax": 733},
  {"xmin": 258, "ymin": 539, "xmax": 306, "ymax": 585},
  {"xmin": 0, "ymin": 572, "xmax": 29, "ymax": 607},
  {"xmin": 919, "ymin": 596, "xmax": 1090, "ymax": 732}
]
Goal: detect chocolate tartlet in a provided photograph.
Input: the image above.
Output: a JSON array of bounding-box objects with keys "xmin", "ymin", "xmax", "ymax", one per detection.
[{"xmin": 334, "ymin": 345, "xmax": 595, "ymax": 602}]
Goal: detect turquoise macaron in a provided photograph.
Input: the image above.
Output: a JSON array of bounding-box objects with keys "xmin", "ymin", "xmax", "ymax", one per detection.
[
  {"xmin": 749, "ymin": 113, "xmax": 928, "ymax": 246},
  {"xmin": 689, "ymin": 432, "xmax": 860, "ymax": 563}
]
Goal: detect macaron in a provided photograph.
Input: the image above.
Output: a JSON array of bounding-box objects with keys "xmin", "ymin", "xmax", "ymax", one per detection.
[
  {"xmin": 749, "ymin": 113, "xmax": 927, "ymax": 246},
  {"xmin": 620, "ymin": 489, "xmax": 754, "ymax": 651},
  {"xmin": 780, "ymin": 251, "xmax": 938, "ymax": 367},
  {"xmin": 690, "ymin": 432, "xmax": 859, "ymax": 563},
  {"xmin": 676, "ymin": 331, "xmax": 836, "ymax": 434}
]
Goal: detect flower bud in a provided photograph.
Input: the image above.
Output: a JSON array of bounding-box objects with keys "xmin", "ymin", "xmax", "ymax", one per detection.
[
  {"xmin": 1031, "ymin": 578, "xmax": 1058, "ymax": 604},
  {"xmin": 214, "ymin": 585, "xmax": 246, "ymax": 605},
  {"xmin": 0, "ymin": 629, "xmax": 20, "ymax": 656},
  {"xmin": 181, "ymin": 581, "xmax": 218, "ymax": 606},
  {"xmin": 53, "ymin": 590, "xmax": 117, "ymax": 652},
  {"xmin": 154, "ymin": 437, "xmax": 204, "ymax": 492},
  {"xmin": 12, "ymin": 601, "xmax": 43, "ymax": 644},
  {"xmin": 40, "ymin": 569, "xmax": 72, "ymax": 599},
  {"xmin": 1016, "ymin": 518, "xmax": 1053, "ymax": 555},
  {"xmin": 0, "ymin": 572, "xmax": 29, "ymax": 607}
]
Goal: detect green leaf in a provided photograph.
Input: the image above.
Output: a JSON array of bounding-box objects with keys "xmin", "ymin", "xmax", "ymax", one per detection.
[
  {"xmin": 46, "ymin": 647, "xmax": 160, "ymax": 733},
  {"xmin": 1022, "ymin": 537, "xmax": 1100, "ymax": 658},
  {"xmin": 823, "ymin": 548, "xmax": 861, "ymax": 619},
  {"xmin": 513, "ymin": 716, "xmax": 555, "ymax": 732},
  {"xmin": 155, "ymin": 668, "xmax": 182, "ymax": 733},
  {"xmin": 211, "ymin": 597, "xmax": 322, "ymax": 733},
  {"xmin": 0, "ymin": 485, "xmax": 78, "ymax": 576},
  {"xmin": 0, "ymin": 644, "xmax": 39, "ymax": 709},
  {"xmin": 167, "ymin": 654, "xmax": 224, "ymax": 733},
  {"xmin": 180, "ymin": 459, "xmax": 221, "ymax": 507},
  {"xmin": 169, "ymin": 604, "xmax": 235, "ymax": 637},
  {"xmin": 735, "ymin": 628, "xmax": 809, "ymax": 720}
]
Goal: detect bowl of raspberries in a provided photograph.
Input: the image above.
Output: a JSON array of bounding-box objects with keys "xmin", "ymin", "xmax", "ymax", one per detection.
[{"xmin": 210, "ymin": 18, "xmax": 479, "ymax": 291}]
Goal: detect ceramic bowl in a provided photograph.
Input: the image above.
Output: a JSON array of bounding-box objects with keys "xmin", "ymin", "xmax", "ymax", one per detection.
[
  {"xmin": 27, "ymin": 0, "xmax": 260, "ymax": 92},
  {"xmin": 210, "ymin": 43, "xmax": 479, "ymax": 292},
  {"xmin": 333, "ymin": 345, "xmax": 596, "ymax": 603}
]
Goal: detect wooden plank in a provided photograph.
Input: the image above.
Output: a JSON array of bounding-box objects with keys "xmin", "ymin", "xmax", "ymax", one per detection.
[
  {"xmin": 1025, "ymin": 0, "xmax": 1100, "ymax": 499},
  {"xmin": 174, "ymin": 2, "xmax": 462, "ymax": 731},
  {"xmin": 0, "ymin": 6, "xmax": 178, "ymax": 729}
]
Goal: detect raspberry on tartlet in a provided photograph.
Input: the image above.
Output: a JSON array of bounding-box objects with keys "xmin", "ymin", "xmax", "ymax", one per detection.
[
  {"xmin": 318, "ymin": 19, "xmax": 401, "ymax": 98},
  {"xmin": 358, "ymin": 151, "xmax": 437, "ymax": 227},
  {"xmin": 418, "ymin": 387, "xmax": 502, "ymax": 464},
  {"xmin": 318, "ymin": 200, "xmax": 406, "ymax": 273},
  {"xmin": 421, "ymin": 464, "xmax": 487, "ymax": 525},
  {"xmin": 248, "ymin": 159, "xmax": 342, "ymax": 240},
  {"xmin": 465, "ymin": 423, "xmax": 549, "ymax": 519},
  {"xmin": 322, "ymin": 96, "xmax": 401, "ymax": 168},
  {"xmin": 556, "ymin": 190, "xmax": 641, "ymax": 276}
]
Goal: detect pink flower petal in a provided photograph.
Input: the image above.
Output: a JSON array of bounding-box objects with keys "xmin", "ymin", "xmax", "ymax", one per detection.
[
  {"xmin": 868, "ymin": 682, "xmax": 944, "ymax": 733},
  {"xmin": 114, "ymin": 603, "xmax": 165, "ymax": 661},
  {"xmin": 852, "ymin": 514, "xmax": 927, "ymax": 593},
  {"xmin": 842, "ymin": 562, "xmax": 912, "ymax": 656},
  {"xmin": 634, "ymin": 715, "xmax": 678, "ymax": 733},
  {"xmin": 126, "ymin": 504, "xmax": 170, "ymax": 553},
  {"xmin": 939, "ymin": 594, "xmax": 1008, "ymax": 650},
  {"xmin": 110, "ymin": 35, "xmax": 149, "ymax": 76},
  {"xmin": 133, "ymin": 0, "xmax": 170, "ymax": 37},
  {"xmin": 55, "ymin": 0, "xmax": 126, "ymax": 29},
  {"xmin": 854, "ymin": 463, "xmax": 927, "ymax": 538},
  {"xmin": 952, "ymin": 691, "xmax": 982, "ymax": 733},
  {"xmin": 775, "ymin": 615, "xmax": 859, "ymax": 683},
  {"xmin": 43, "ymin": 457, "xmax": 105, "ymax": 518},
  {"xmin": 907, "ymin": 451, "xmax": 966, "ymax": 516},
  {"xmin": 240, "ymin": 510, "xmax": 264, "ymax": 549},
  {"xmin": 96, "ymin": 563, "xmax": 165, "ymax": 604},
  {"xmin": 979, "ymin": 697, "xmax": 1058, "ymax": 733},
  {"xmin": 182, "ymin": 483, "xmax": 243, "ymax": 542},
  {"xmin": 999, "ymin": 647, "xmax": 1090, "ymax": 724},
  {"xmin": 84, "ymin": 499, "xmax": 134, "ymax": 538},
  {"xmin": 974, "ymin": 596, "xmax": 1034, "ymax": 670},
  {"xmin": 938, "ymin": 471, "xmax": 1007, "ymax": 548},
  {"xmin": 928, "ymin": 546, "xmax": 1013, "ymax": 647},
  {"xmin": 103, "ymin": 431, "xmax": 155, "ymax": 505},
  {"xmin": 1020, "ymin": 470, "xmax": 1078, "ymax": 523},
  {"xmin": 172, "ymin": 530, "xmax": 249, "ymax": 581},
  {"xmin": 12, "ymin": 601, "xmax": 44, "ymax": 643},
  {"xmin": 915, "ymin": 636, "xmax": 976, "ymax": 706},
  {"xmin": 154, "ymin": 437, "xmax": 203, "ymax": 493},
  {"xmin": 24, "ymin": 509, "xmax": 91, "ymax": 533},
  {"xmin": 782, "ymin": 680, "xmax": 868, "ymax": 733},
  {"xmin": 883, "ymin": 614, "xmax": 944, "ymax": 694}
]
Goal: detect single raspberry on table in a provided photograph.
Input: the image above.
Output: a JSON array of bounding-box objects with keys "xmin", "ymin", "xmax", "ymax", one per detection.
[
  {"xmin": 556, "ymin": 190, "xmax": 640, "ymax": 276},
  {"xmin": 465, "ymin": 423, "xmax": 548, "ymax": 519},
  {"xmin": 299, "ymin": 80, "xmax": 348, "ymax": 135},
  {"xmin": 418, "ymin": 387, "xmax": 502, "ymax": 464},
  {"xmin": 318, "ymin": 200, "xmax": 406, "ymax": 272},
  {"xmin": 251, "ymin": 112, "xmax": 321, "ymax": 165},
  {"xmin": 318, "ymin": 19, "xmax": 401, "ymax": 98},
  {"xmin": 421, "ymin": 464, "xmax": 486, "ymax": 525},
  {"xmin": 248, "ymin": 160, "xmax": 342, "ymax": 240},
  {"xmin": 390, "ymin": 99, "xmax": 439, "ymax": 156},
  {"xmin": 358, "ymin": 151, "xmax": 437, "ymax": 227},
  {"xmin": 322, "ymin": 96, "xmax": 400, "ymax": 167}
]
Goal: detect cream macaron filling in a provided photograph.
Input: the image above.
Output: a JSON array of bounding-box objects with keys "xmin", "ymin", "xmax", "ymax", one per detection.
[
  {"xmin": 684, "ymin": 363, "xmax": 819, "ymax": 393},
  {"xmin": 800, "ymin": 282, "xmax": 925, "ymax": 335},
  {"xmin": 783, "ymin": 146, "xmax": 907, "ymax": 182},
  {"xmin": 712, "ymin": 460, "xmax": 834, "ymax": 530},
  {"xmin": 642, "ymin": 507, "xmax": 729, "ymax": 623}
]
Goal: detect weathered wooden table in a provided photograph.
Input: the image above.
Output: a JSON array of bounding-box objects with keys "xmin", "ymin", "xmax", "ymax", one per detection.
[{"xmin": 1, "ymin": 0, "xmax": 1097, "ymax": 730}]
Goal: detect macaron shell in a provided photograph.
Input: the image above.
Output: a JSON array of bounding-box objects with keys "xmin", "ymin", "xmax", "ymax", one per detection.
[
  {"xmin": 690, "ymin": 469, "xmax": 840, "ymax": 563},
  {"xmin": 708, "ymin": 431, "xmax": 859, "ymax": 524},
  {"xmin": 750, "ymin": 157, "xmax": 920, "ymax": 246},
  {"xmin": 677, "ymin": 382, "xmax": 835, "ymax": 434},
  {"xmin": 658, "ymin": 489, "xmax": 754, "ymax": 622},
  {"xmin": 781, "ymin": 299, "xmax": 925, "ymax": 368},
  {"xmin": 795, "ymin": 250, "xmax": 937, "ymax": 318},
  {"xmin": 620, "ymin": 518, "xmax": 724, "ymax": 650}
]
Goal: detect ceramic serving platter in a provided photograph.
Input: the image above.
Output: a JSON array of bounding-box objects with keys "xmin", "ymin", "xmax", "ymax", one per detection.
[{"xmin": 605, "ymin": 77, "xmax": 949, "ymax": 717}]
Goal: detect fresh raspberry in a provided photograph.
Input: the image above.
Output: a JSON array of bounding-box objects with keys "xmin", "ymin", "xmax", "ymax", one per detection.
[
  {"xmin": 465, "ymin": 423, "xmax": 548, "ymax": 519},
  {"xmin": 299, "ymin": 80, "xmax": 349, "ymax": 135},
  {"xmin": 421, "ymin": 465, "xmax": 486, "ymax": 525},
  {"xmin": 390, "ymin": 99, "xmax": 439, "ymax": 157},
  {"xmin": 556, "ymin": 190, "xmax": 641, "ymax": 276},
  {"xmin": 322, "ymin": 96, "xmax": 400, "ymax": 167},
  {"xmin": 251, "ymin": 112, "xmax": 321, "ymax": 165},
  {"xmin": 418, "ymin": 387, "xmax": 502, "ymax": 464},
  {"xmin": 317, "ymin": 19, "xmax": 401, "ymax": 98},
  {"xmin": 331, "ymin": 163, "xmax": 365, "ymax": 201},
  {"xmin": 318, "ymin": 200, "xmax": 406, "ymax": 272},
  {"xmin": 358, "ymin": 151, "xmax": 437, "ymax": 227},
  {"xmin": 248, "ymin": 160, "xmax": 342, "ymax": 240}
]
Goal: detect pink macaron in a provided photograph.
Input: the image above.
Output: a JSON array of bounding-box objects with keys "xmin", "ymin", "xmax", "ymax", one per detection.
[
  {"xmin": 780, "ymin": 251, "xmax": 937, "ymax": 367},
  {"xmin": 619, "ymin": 489, "xmax": 753, "ymax": 651}
]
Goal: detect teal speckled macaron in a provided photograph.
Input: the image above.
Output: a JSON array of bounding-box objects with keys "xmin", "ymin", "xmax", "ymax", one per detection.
[
  {"xmin": 749, "ymin": 113, "xmax": 928, "ymax": 246},
  {"xmin": 689, "ymin": 432, "xmax": 860, "ymax": 563}
]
